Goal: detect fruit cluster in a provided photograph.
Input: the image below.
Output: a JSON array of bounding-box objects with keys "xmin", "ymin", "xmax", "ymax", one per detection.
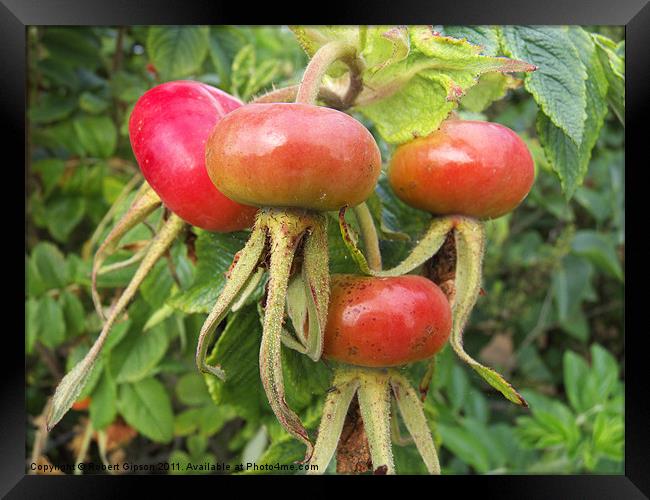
[{"xmin": 47, "ymin": 36, "xmax": 536, "ymax": 475}]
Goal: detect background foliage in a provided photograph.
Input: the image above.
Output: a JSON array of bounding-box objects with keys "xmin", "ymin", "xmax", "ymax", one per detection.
[{"xmin": 26, "ymin": 25, "xmax": 624, "ymax": 474}]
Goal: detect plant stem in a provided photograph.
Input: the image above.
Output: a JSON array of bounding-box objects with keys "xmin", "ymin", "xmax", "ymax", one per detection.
[
  {"xmin": 46, "ymin": 214, "xmax": 185, "ymax": 431},
  {"xmin": 295, "ymin": 41, "xmax": 359, "ymax": 106},
  {"xmin": 352, "ymin": 203, "xmax": 382, "ymax": 272},
  {"xmin": 253, "ymin": 85, "xmax": 346, "ymax": 109}
]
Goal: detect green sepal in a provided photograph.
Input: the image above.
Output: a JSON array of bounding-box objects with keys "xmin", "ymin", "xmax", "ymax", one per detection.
[
  {"xmin": 339, "ymin": 211, "xmax": 455, "ymax": 277},
  {"xmin": 451, "ymin": 218, "xmax": 528, "ymax": 407}
]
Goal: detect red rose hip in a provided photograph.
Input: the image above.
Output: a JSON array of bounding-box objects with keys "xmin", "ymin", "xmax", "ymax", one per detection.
[
  {"xmin": 323, "ymin": 274, "xmax": 452, "ymax": 367},
  {"xmin": 129, "ymin": 80, "xmax": 257, "ymax": 231},
  {"xmin": 205, "ymin": 103, "xmax": 382, "ymax": 211},
  {"xmin": 388, "ymin": 120, "xmax": 535, "ymax": 219}
]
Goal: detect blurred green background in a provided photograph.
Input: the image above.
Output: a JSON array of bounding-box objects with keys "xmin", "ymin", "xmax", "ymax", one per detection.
[{"xmin": 26, "ymin": 26, "xmax": 624, "ymax": 474}]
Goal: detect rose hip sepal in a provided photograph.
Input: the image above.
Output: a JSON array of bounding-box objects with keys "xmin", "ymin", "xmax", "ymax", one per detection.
[
  {"xmin": 308, "ymin": 274, "xmax": 452, "ymax": 475},
  {"xmin": 338, "ymin": 119, "xmax": 534, "ymax": 408}
]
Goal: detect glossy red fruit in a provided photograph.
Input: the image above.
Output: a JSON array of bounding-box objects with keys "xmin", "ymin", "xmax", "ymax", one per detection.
[
  {"xmin": 389, "ymin": 120, "xmax": 535, "ymax": 219},
  {"xmin": 323, "ymin": 275, "xmax": 452, "ymax": 367},
  {"xmin": 205, "ymin": 103, "xmax": 382, "ymax": 211},
  {"xmin": 129, "ymin": 81, "xmax": 258, "ymax": 231}
]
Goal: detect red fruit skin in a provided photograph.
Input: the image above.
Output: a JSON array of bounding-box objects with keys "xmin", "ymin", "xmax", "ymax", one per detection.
[
  {"xmin": 323, "ymin": 275, "xmax": 452, "ymax": 368},
  {"xmin": 389, "ymin": 120, "xmax": 535, "ymax": 219},
  {"xmin": 129, "ymin": 81, "xmax": 258, "ymax": 231},
  {"xmin": 205, "ymin": 103, "xmax": 382, "ymax": 211}
]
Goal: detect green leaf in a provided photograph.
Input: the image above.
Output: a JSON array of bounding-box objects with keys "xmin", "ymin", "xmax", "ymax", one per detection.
[
  {"xmin": 571, "ymin": 230, "xmax": 623, "ymax": 281},
  {"xmin": 204, "ymin": 305, "xmax": 267, "ymax": 421},
  {"xmin": 41, "ymin": 28, "xmax": 101, "ymax": 69},
  {"xmin": 168, "ymin": 231, "xmax": 249, "ymax": 314},
  {"xmin": 282, "ymin": 348, "xmax": 330, "ymax": 412},
  {"xmin": 29, "ymin": 93, "xmax": 77, "ymax": 124},
  {"xmin": 552, "ymin": 254, "xmax": 594, "ymax": 322},
  {"xmin": 31, "ymin": 158, "xmax": 66, "ymax": 197},
  {"xmin": 89, "ymin": 370, "xmax": 117, "ymax": 430},
  {"xmin": 175, "ymin": 372, "xmax": 212, "ymax": 407},
  {"xmin": 29, "ymin": 242, "xmax": 69, "ymax": 291},
  {"xmin": 118, "ymin": 377, "xmax": 174, "ymax": 443},
  {"xmin": 437, "ymin": 422, "xmax": 492, "ymax": 473},
  {"xmin": 79, "ymin": 91, "xmax": 109, "ymax": 114},
  {"xmin": 147, "ymin": 26, "xmax": 210, "ymax": 80},
  {"xmin": 112, "ymin": 325, "xmax": 170, "ymax": 383},
  {"xmin": 59, "ymin": 290, "xmax": 86, "ymax": 338},
  {"xmin": 460, "ymin": 72, "xmax": 516, "ymax": 112},
  {"xmin": 442, "ymin": 26, "xmax": 500, "ymax": 55},
  {"xmin": 291, "ymin": 26, "xmax": 533, "ymax": 144},
  {"xmin": 501, "ymin": 26, "xmax": 588, "ymax": 146},
  {"xmin": 536, "ymin": 27, "xmax": 609, "ymax": 197},
  {"xmin": 563, "ymin": 350, "xmax": 590, "ymax": 412},
  {"xmin": 73, "ymin": 115, "xmax": 117, "ymax": 158},
  {"xmin": 592, "ymin": 34, "xmax": 624, "ymax": 124},
  {"xmin": 44, "ymin": 196, "xmax": 86, "ymax": 242},
  {"xmin": 37, "ymin": 295, "xmax": 66, "ymax": 348}
]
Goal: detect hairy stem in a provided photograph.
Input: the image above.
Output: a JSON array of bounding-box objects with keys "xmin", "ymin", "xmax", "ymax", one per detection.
[
  {"xmin": 91, "ymin": 182, "xmax": 162, "ymax": 321},
  {"xmin": 352, "ymin": 203, "xmax": 382, "ymax": 272},
  {"xmin": 47, "ymin": 214, "xmax": 185, "ymax": 431},
  {"xmin": 296, "ymin": 41, "xmax": 359, "ymax": 106},
  {"xmin": 252, "ymin": 84, "xmax": 346, "ymax": 109}
]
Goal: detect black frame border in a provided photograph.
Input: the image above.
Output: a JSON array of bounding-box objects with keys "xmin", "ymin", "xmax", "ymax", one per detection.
[{"xmin": 7, "ymin": 0, "xmax": 648, "ymax": 497}]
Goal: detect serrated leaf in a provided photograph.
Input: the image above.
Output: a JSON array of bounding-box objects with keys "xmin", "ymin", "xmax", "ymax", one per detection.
[
  {"xmin": 41, "ymin": 28, "xmax": 101, "ymax": 69},
  {"xmin": 592, "ymin": 34, "xmax": 624, "ymax": 124},
  {"xmin": 204, "ymin": 305, "xmax": 266, "ymax": 421},
  {"xmin": 118, "ymin": 377, "xmax": 174, "ymax": 443},
  {"xmin": 442, "ymin": 26, "xmax": 500, "ymax": 56},
  {"xmin": 73, "ymin": 115, "xmax": 117, "ymax": 158},
  {"xmin": 501, "ymin": 26, "xmax": 588, "ymax": 146},
  {"xmin": 147, "ymin": 26, "xmax": 210, "ymax": 80},
  {"xmin": 291, "ymin": 25, "xmax": 533, "ymax": 144},
  {"xmin": 536, "ymin": 27, "xmax": 608, "ymax": 197}
]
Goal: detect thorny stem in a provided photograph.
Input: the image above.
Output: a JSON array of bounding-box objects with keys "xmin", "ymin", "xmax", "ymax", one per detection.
[
  {"xmin": 259, "ymin": 209, "xmax": 315, "ymax": 461},
  {"xmin": 352, "ymin": 203, "xmax": 382, "ymax": 272},
  {"xmin": 295, "ymin": 41, "xmax": 360, "ymax": 106},
  {"xmin": 46, "ymin": 214, "xmax": 185, "ymax": 431}
]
